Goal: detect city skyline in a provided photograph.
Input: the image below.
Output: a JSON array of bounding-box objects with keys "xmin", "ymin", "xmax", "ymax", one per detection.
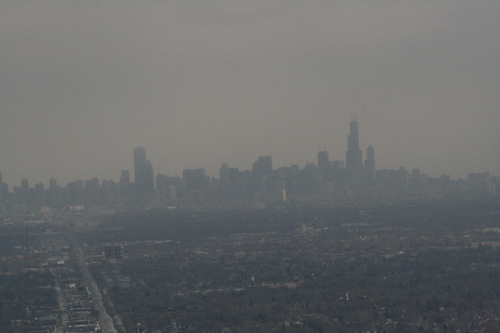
[
  {"xmin": 1, "ymin": 2, "xmax": 499, "ymax": 185},
  {"xmin": 0, "ymin": 118, "xmax": 495, "ymax": 190},
  {"xmin": 0, "ymin": 118, "xmax": 497, "ymax": 212}
]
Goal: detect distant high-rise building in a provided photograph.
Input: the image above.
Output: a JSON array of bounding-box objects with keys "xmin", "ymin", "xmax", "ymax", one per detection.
[
  {"xmin": 81, "ymin": 178, "xmax": 99, "ymax": 206},
  {"xmin": 34, "ymin": 182, "xmax": 45, "ymax": 206},
  {"xmin": 67, "ymin": 180, "xmax": 84, "ymax": 205},
  {"xmin": 365, "ymin": 145, "xmax": 375, "ymax": 173},
  {"xmin": 252, "ymin": 156, "xmax": 272, "ymax": 175},
  {"xmin": 317, "ymin": 151, "xmax": 329, "ymax": 169},
  {"xmin": 133, "ymin": 147, "xmax": 154, "ymax": 195},
  {"xmin": 398, "ymin": 167, "xmax": 409, "ymax": 190},
  {"xmin": 133, "ymin": 147, "xmax": 146, "ymax": 182},
  {"xmin": 19, "ymin": 178, "xmax": 30, "ymax": 204},
  {"xmin": 156, "ymin": 174, "xmax": 182, "ymax": 200},
  {"xmin": 345, "ymin": 119, "xmax": 363, "ymax": 169},
  {"xmin": 47, "ymin": 177, "xmax": 62, "ymax": 208},
  {"xmin": 156, "ymin": 173, "xmax": 167, "ymax": 198},
  {"xmin": 364, "ymin": 145, "xmax": 376, "ymax": 183},
  {"xmin": 169, "ymin": 185, "xmax": 177, "ymax": 200},
  {"xmin": 219, "ymin": 163, "xmax": 229, "ymax": 185},
  {"xmin": 183, "ymin": 168, "xmax": 208, "ymax": 192},
  {"xmin": 49, "ymin": 177, "xmax": 57, "ymax": 190},
  {"xmin": 333, "ymin": 160, "xmax": 345, "ymax": 169},
  {"xmin": 119, "ymin": 170, "xmax": 130, "ymax": 198},
  {"xmin": 0, "ymin": 173, "xmax": 5, "ymax": 212},
  {"xmin": 228, "ymin": 167, "xmax": 240, "ymax": 183},
  {"xmin": 408, "ymin": 168, "xmax": 423, "ymax": 190},
  {"xmin": 120, "ymin": 170, "xmax": 130, "ymax": 184}
]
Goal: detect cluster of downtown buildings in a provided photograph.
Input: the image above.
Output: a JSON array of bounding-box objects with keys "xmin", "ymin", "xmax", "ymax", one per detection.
[{"xmin": 1, "ymin": 120, "xmax": 498, "ymax": 212}]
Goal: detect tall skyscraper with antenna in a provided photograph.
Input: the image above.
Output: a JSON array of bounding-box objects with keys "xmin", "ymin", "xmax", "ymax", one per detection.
[{"xmin": 345, "ymin": 118, "xmax": 363, "ymax": 169}]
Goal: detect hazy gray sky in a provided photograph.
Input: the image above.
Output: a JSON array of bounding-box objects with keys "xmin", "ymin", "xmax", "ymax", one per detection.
[{"xmin": 1, "ymin": 1, "xmax": 499, "ymax": 186}]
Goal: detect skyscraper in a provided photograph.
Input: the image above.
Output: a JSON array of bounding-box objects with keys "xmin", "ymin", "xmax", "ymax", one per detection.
[
  {"xmin": 0, "ymin": 172, "xmax": 4, "ymax": 211},
  {"xmin": 345, "ymin": 119, "xmax": 363, "ymax": 169},
  {"xmin": 365, "ymin": 145, "xmax": 375, "ymax": 173},
  {"xmin": 120, "ymin": 170, "xmax": 130, "ymax": 185},
  {"xmin": 317, "ymin": 151, "xmax": 330, "ymax": 169},
  {"xmin": 119, "ymin": 170, "xmax": 131, "ymax": 197},
  {"xmin": 252, "ymin": 156, "xmax": 272, "ymax": 175},
  {"xmin": 183, "ymin": 168, "xmax": 208, "ymax": 192},
  {"xmin": 133, "ymin": 147, "xmax": 146, "ymax": 182},
  {"xmin": 364, "ymin": 145, "xmax": 376, "ymax": 183},
  {"xmin": 219, "ymin": 163, "xmax": 230, "ymax": 187},
  {"xmin": 133, "ymin": 147, "xmax": 154, "ymax": 195}
]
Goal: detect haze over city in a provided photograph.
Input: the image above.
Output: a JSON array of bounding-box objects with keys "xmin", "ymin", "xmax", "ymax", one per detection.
[{"xmin": 1, "ymin": 1, "xmax": 499, "ymax": 186}]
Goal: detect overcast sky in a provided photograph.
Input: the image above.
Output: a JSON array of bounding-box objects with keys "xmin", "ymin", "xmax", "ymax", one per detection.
[{"xmin": 1, "ymin": 1, "xmax": 499, "ymax": 187}]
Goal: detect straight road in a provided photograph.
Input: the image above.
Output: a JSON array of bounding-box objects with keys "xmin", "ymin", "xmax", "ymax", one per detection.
[{"xmin": 70, "ymin": 224, "xmax": 117, "ymax": 333}]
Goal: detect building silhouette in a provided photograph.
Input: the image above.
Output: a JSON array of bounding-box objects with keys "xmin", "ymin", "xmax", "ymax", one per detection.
[
  {"xmin": 133, "ymin": 147, "xmax": 146, "ymax": 181},
  {"xmin": 363, "ymin": 145, "xmax": 376, "ymax": 184},
  {"xmin": 317, "ymin": 151, "xmax": 330, "ymax": 170},
  {"xmin": 120, "ymin": 170, "xmax": 130, "ymax": 184},
  {"xmin": 365, "ymin": 145, "xmax": 375, "ymax": 172},
  {"xmin": 252, "ymin": 156, "xmax": 272, "ymax": 175},
  {"xmin": 183, "ymin": 168, "xmax": 209, "ymax": 194},
  {"xmin": 346, "ymin": 119, "xmax": 363, "ymax": 169},
  {"xmin": 133, "ymin": 147, "xmax": 154, "ymax": 196}
]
